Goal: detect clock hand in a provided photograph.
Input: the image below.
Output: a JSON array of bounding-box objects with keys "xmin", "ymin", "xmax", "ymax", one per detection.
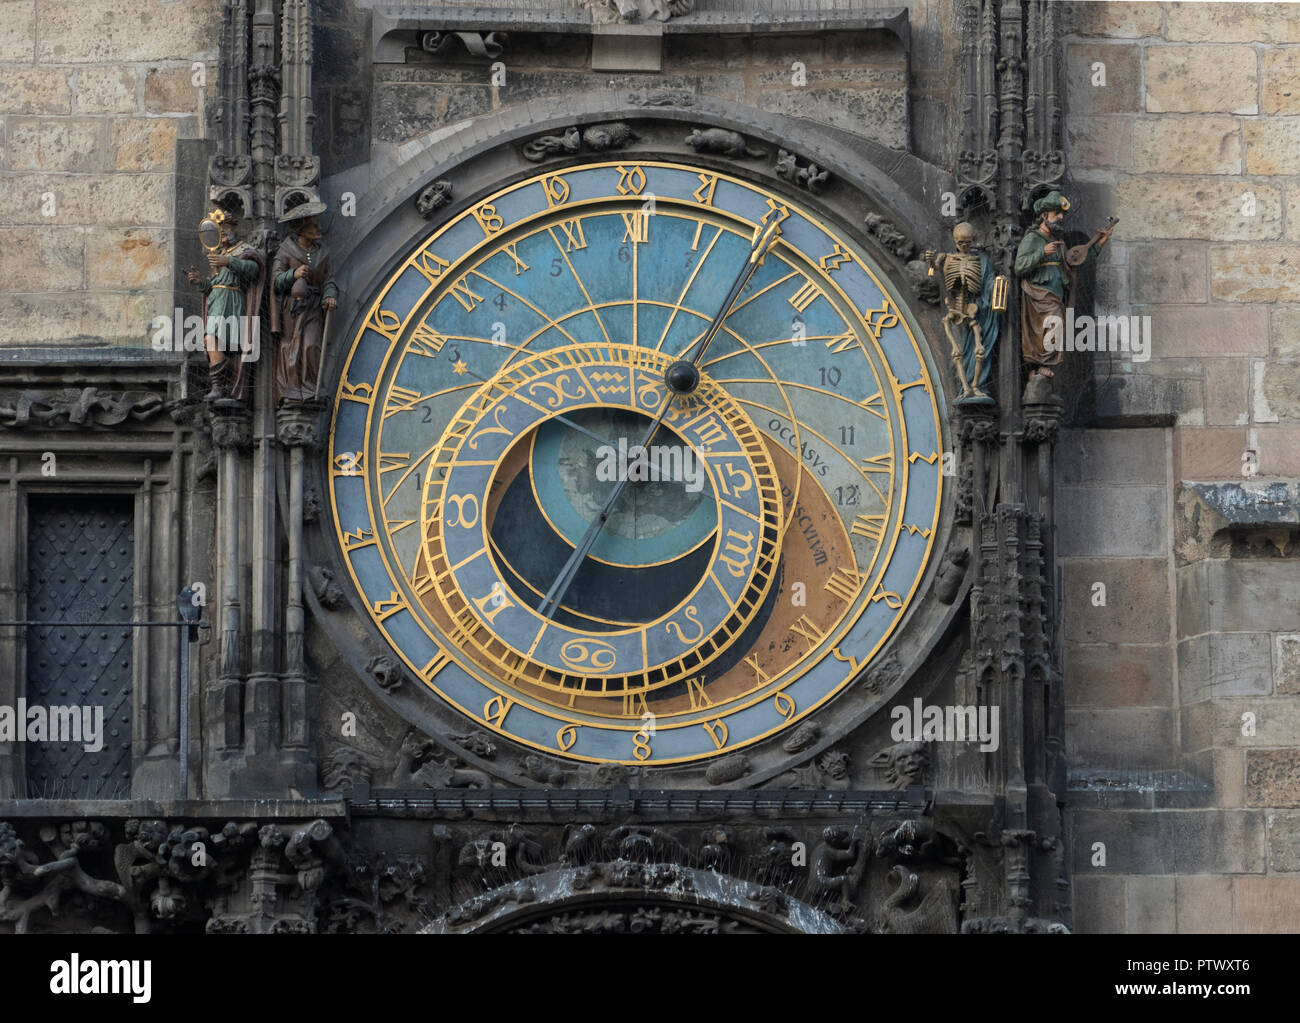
[
  {"xmin": 681, "ymin": 214, "xmax": 783, "ymax": 370},
  {"xmin": 537, "ymin": 223, "xmax": 785, "ymax": 620},
  {"xmin": 537, "ymin": 389, "xmax": 679, "ymax": 620}
]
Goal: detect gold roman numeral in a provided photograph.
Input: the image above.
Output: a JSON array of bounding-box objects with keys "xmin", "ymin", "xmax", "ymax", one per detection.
[
  {"xmin": 824, "ymin": 566, "xmax": 864, "ymax": 601},
  {"xmin": 851, "ymin": 514, "xmax": 886, "ymax": 543},
  {"xmin": 383, "ymin": 385, "xmax": 422, "ymax": 419},
  {"xmin": 825, "ymin": 331, "xmax": 858, "ymax": 354},
  {"xmin": 683, "ymin": 675, "xmax": 712, "ymax": 710},
  {"xmin": 789, "ymin": 280, "xmax": 820, "ymax": 312},
  {"xmin": 406, "ymin": 321, "xmax": 446, "ymax": 358},
  {"xmin": 449, "ymin": 275, "xmax": 485, "ymax": 312},
  {"xmin": 620, "ymin": 211, "xmax": 649, "ymax": 245},
  {"xmin": 818, "ymin": 245, "xmax": 851, "ymax": 273},
  {"xmin": 788, "ymin": 615, "xmax": 826, "ymax": 650},
  {"xmin": 557, "ymin": 219, "xmax": 588, "ymax": 252},
  {"xmin": 502, "ymin": 242, "xmax": 530, "ymax": 276}
]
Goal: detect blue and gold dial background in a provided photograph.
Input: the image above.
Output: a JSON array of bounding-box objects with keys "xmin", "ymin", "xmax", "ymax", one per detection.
[{"xmin": 329, "ymin": 161, "xmax": 944, "ymax": 765}]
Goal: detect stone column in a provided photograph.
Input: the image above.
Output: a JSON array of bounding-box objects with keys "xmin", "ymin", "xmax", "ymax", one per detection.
[
  {"xmin": 209, "ymin": 404, "xmax": 251, "ymax": 757},
  {"xmin": 277, "ymin": 398, "xmax": 325, "ymax": 794},
  {"xmin": 0, "ymin": 458, "xmax": 21, "ymax": 798}
]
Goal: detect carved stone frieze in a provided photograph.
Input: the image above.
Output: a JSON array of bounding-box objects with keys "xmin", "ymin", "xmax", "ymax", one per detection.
[
  {"xmin": 775, "ymin": 148, "xmax": 830, "ymax": 194},
  {"xmin": 0, "ymin": 817, "xmax": 340, "ymax": 934},
  {"xmin": 414, "ymin": 179, "xmax": 454, "ymax": 219},
  {"xmin": 0, "ymin": 388, "xmax": 166, "ymax": 429},
  {"xmin": 308, "ymin": 563, "xmax": 346, "ymax": 610},
  {"xmin": 421, "ymin": 30, "xmax": 508, "ymax": 59},
  {"xmin": 366, "ymin": 653, "xmax": 404, "ymax": 692},
  {"xmin": 684, "ymin": 127, "xmax": 764, "ymax": 158},
  {"xmin": 870, "ymin": 741, "xmax": 931, "ymax": 790},
  {"xmin": 521, "ymin": 122, "xmax": 636, "ymax": 163}
]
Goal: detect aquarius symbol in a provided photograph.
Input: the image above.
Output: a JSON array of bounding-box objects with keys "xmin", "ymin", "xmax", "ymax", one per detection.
[{"xmin": 589, "ymin": 370, "xmax": 629, "ymax": 396}]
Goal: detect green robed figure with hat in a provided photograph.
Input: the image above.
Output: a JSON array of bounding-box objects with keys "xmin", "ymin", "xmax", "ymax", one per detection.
[
  {"xmin": 1015, "ymin": 190, "xmax": 1114, "ymax": 381},
  {"xmin": 186, "ymin": 202, "xmax": 267, "ymax": 401}
]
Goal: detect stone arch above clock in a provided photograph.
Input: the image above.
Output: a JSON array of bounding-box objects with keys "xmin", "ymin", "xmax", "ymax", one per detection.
[{"xmin": 304, "ymin": 100, "xmax": 968, "ymax": 789}]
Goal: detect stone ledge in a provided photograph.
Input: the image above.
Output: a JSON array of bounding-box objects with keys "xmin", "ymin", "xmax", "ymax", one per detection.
[{"xmin": 0, "ymin": 798, "xmax": 348, "ymax": 819}]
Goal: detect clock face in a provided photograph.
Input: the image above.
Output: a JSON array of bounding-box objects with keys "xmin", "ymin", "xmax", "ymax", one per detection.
[{"xmin": 330, "ymin": 161, "xmax": 944, "ymax": 765}]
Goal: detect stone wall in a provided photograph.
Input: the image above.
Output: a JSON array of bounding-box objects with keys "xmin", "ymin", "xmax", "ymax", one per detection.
[
  {"xmin": 0, "ymin": 0, "xmax": 222, "ymax": 348},
  {"xmin": 1062, "ymin": 1, "xmax": 1300, "ymax": 933}
]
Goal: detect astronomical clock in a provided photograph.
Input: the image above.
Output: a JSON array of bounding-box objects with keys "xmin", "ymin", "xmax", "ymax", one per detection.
[{"xmin": 326, "ymin": 156, "xmax": 951, "ymax": 779}]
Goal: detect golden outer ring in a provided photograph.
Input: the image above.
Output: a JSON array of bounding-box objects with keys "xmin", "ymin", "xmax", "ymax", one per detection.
[{"xmin": 329, "ymin": 160, "xmax": 944, "ymax": 762}]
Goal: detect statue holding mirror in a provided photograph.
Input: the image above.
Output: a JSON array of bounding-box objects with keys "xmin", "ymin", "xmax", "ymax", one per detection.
[{"xmin": 185, "ymin": 201, "xmax": 268, "ymax": 401}]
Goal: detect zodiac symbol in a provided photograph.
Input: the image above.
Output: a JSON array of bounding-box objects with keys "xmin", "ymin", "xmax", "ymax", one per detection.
[
  {"xmin": 527, "ymin": 373, "xmax": 585, "ymax": 408},
  {"xmin": 467, "ymin": 404, "xmax": 512, "ymax": 451},
  {"xmin": 664, "ymin": 606, "xmax": 704, "ymax": 644},
  {"xmin": 560, "ymin": 637, "xmax": 617, "ymax": 672}
]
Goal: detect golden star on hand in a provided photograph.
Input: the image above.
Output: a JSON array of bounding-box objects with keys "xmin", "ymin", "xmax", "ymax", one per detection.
[{"xmin": 451, "ymin": 358, "xmax": 469, "ymax": 376}]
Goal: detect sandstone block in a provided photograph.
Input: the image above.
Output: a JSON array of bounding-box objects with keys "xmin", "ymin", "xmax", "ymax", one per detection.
[
  {"xmin": 1065, "ymin": 115, "xmax": 1132, "ymax": 169},
  {"xmin": 1114, "ymin": 178, "xmax": 1280, "ymax": 242},
  {"xmin": 1277, "ymin": 635, "xmax": 1300, "ymax": 695},
  {"xmin": 86, "ymin": 227, "xmax": 171, "ymax": 289},
  {"xmin": 1063, "ymin": 558, "xmax": 1171, "ymax": 645},
  {"xmin": 1263, "ymin": 47, "xmax": 1300, "ymax": 115},
  {"xmin": 1066, "ymin": 43, "xmax": 1142, "ymax": 115},
  {"xmin": 1246, "ymin": 748, "xmax": 1300, "ymax": 807},
  {"xmin": 0, "ymin": 0, "xmax": 35, "ymax": 61},
  {"xmin": 1165, "ymin": 2, "xmax": 1300, "ymax": 43},
  {"xmin": 1057, "ymin": 427, "xmax": 1167, "ymax": 485},
  {"xmin": 1174, "ymin": 874, "xmax": 1233, "ymax": 933},
  {"xmin": 1146, "ymin": 45, "xmax": 1258, "ymax": 114},
  {"xmin": 1201, "ymin": 357, "xmax": 1249, "ymax": 426},
  {"xmin": 1057, "ymin": 485, "xmax": 1168, "ymax": 557},
  {"xmin": 0, "ymin": 226, "xmax": 83, "ymax": 291},
  {"xmin": 74, "ymin": 65, "xmax": 139, "ymax": 114},
  {"xmin": 109, "ymin": 117, "xmax": 181, "ymax": 171},
  {"xmin": 1130, "ymin": 243, "xmax": 1208, "ymax": 305},
  {"xmin": 1266, "ymin": 809, "xmax": 1300, "ymax": 871},
  {"xmin": 7, "ymin": 117, "xmax": 104, "ymax": 172},
  {"xmin": 1244, "ymin": 117, "xmax": 1300, "ymax": 176},
  {"xmin": 1211, "ymin": 245, "xmax": 1300, "ymax": 302},
  {"xmin": 1066, "ymin": 1, "xmax": 1163, "ymax": 39},
  {"xmin": 0, "ymin": 68, "xmax": 73, "ymax": 115},
  {"xmin": 1269, "ymin": 308, "xmax": 1300, "ymax": 357},
  {"xmin": 144, "ymin": 67, "xmax": 203, "ymax": 115},
  {"xmin": 1071, "ymin": 874, "xmax": 1126, "ymax": 934},
  {"xmin": 1069, "ymin": 808, "xmax": 1264, "ymax": 874},
  {"xmin": 1175, "ymin": 426, "xmax": 1249, "ymax": 479},
  {"xmin": 1132, "ymin": 116, "xmax": 1241, "ymax": 174},
  {"xmin": 1178, "ymin": 632, "xmax": 1273, "ymax": 702},
  {"xmin": 1065, "ymin": 642, "xmax": 1173, "ymax": 707},
  {"xmin": 1145, "ymin": 305, "xmax": 1269, "ymax": 358},
  {"xmin": 1255, "ymin": 425, "xmax": 1300, "ymax": 476},
  {"xmin": 1233, "ymin": 876, "xmax": 1300, "ymax": 931},
  {"xmin": 38, "ymin": 0, "xmax": 219, "ymax": 63},
  {"xmin": 1126, "ymin": 875, "xmax": 1176, "ymax": 933}
]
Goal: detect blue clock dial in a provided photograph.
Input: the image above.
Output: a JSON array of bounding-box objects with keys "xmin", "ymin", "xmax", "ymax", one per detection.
[{"xmin": 330, "ymin": 161, "xmax": 944, "ymax": 764}]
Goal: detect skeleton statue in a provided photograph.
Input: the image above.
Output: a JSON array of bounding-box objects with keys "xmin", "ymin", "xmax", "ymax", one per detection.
[{"xmin": 923, "ymin": 222, "xmax": 1005, "ymax": 405}]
